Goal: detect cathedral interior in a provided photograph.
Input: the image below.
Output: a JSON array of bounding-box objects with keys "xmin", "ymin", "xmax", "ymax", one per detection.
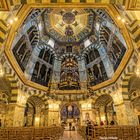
[{"xmin": 0, "ymin": 0, "xmax": 140, "ymax": 139}]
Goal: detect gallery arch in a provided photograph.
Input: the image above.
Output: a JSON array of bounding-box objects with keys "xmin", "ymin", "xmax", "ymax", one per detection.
[
  {"xmin": 24, "ymin": 96, "xmax": 46, "ymax": 127},
  {"xmin": 61, "ymin": 103, "xmax": 80, "ymax": 120},
  {"xmin": 85, "ymin": 47, "xmax": 108, "ymax": 86},
  {"xmin": 60, "ymin": 103, "xmax": 80, "ymax": 130},
  {"xmin": 94, "ymin": 94, "xmax": 116, "ymax": 125}
]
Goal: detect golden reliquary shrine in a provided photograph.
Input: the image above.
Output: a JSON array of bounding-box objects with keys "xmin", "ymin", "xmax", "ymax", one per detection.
[{"xmin": 0, "ymin": 0, "xmax": 140, "ymax": 139}]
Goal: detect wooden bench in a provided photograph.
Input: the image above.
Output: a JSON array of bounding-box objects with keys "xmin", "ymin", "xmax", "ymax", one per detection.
[{"xmin": 0, "ymin": 126, "xmax": 63, "ymax": 140}]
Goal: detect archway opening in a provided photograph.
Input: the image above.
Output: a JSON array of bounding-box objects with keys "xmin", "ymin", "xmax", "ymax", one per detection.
[
  {"xmin": 128, "ymin": 75, "xmax": 140, "ymax": 124},
  {"xmin": 24, "ymin": 96, "xmax": 46, "ymax": 127},
  {"xmin": 0, "ymin": 76, "xmax": 11, "ymax": 127},
  {"xmin": 60, "ymin": 103, "xmax": 80, "ymax": 130},
  {"xmin": 94, "ymin": 94, "xmax": 116, "ymax": 125}
]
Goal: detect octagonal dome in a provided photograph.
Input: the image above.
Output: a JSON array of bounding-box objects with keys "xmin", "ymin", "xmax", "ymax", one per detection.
[
  {"xmin": 5, "ymin": 6, "xmax": 133, "ymax": 97},
  {"xmin": 43, "ymin": 8, "xmax": 94, "ymax": 44}
]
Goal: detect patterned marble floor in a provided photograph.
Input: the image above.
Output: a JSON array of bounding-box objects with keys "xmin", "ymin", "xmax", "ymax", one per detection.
[{"xmin": 59, "ymin": 131, "xmax": 85, "ymax": 140}]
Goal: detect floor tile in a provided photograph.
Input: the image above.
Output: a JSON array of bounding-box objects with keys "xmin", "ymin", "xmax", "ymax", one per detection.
[{"xmin": 59, "ymin": 131, "xmax": 85, "ymax": 140}]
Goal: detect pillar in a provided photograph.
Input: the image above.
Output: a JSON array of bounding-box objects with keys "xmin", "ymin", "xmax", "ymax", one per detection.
[
  {"xmin": 24, "ymin": 46, "xmax": 41, "ymax": 80},
  {"xmin": 112, "ymin": 91, "xmax": 138, "ymax": 125},
  {"xmin": 51, "ymin": 59, "xmax": 61, "ymax": 89},
  {"xmin": 5, "ymin": 103, "xmax": 25, "ymax": 127},
  {"xmin": 114, "ymin": 101, "xmax": 138, "ymax": 125},
  {"xmin": 78, "ymin": 59, "xmax": 88, "ymax": 89},
  {"xmin": 98, "ymin": 44, "xmax": 114, "ymax": 78}
]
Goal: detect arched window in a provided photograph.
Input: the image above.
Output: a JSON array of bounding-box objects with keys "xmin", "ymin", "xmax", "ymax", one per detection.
[
  {"xmin": 94, "ymin": 49, "xmax": 100, "ymax": 58},
  {"xmin": 46, "ymin": 68, "xmax": 52, "ymax": 86},
  {"xmin": 49, "ymin": 54, "xmax": 54, "ymax": 65},
  {"xmin": 22, "ymin": 50, "xmax": 31, "ymax": 69},
  {"xmin": 39, "ymin": 48, "xmax": 45, "ymax": 59},
  {"xmin": 93, "ymin": 64, "xmax": 99, "ymax": 79},
  {"xmin": 40, "ymin": 64, "xmax": 46, "ymax": 79},
  {"xmin": 43, "ymin": 50, "xmax": 50, "ymax": 62},
  {"xmin": 13, "ymin": 35, "xmax": 25, "ymax": 54},
  {"xmin": 24, "ymin": 103, "xmax": 36, "ymax": 126},
  {"xmin": 89, "ymin": 50, "xmax": 95, "ymax": 62},
  {"xmin": 17, "ymin": 43, "xmax": 27, "ymax": 61},
  {"xmin": 85, "ymin": 54, "xmax": 89, "ymax": 64},
  {"xmin": 27, "ymin": 26, "xmax": 38, "ymax": 46},
  {"xmin": 32, "ymin": 62, "xmax": 40, "ymax": 77},
  {"xmin": 100, "ymin": 61, "xmax": 107, "ymax": 80}
]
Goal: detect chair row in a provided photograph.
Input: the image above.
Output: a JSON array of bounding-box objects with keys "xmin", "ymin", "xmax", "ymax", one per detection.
[
  {"xmin": 79, "ymin": 125, "xmax": 140, "ymax": 140},
  {"xmin": 0, "ymin": 126, "xmax": 64, "ymax": 140}
]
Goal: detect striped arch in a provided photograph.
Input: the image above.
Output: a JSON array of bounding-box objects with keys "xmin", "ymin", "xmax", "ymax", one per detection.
[
  {"xmin": 0, "ymin": 20, "xmax": 8, "ymax": 48},
  {"xmin": 91, "ymin": 82, "xmax": 121, "ymax": 106},
  {"xmin": 92, "ymin": 88, "xmax": 113, "ymax": 104},
  {"xmin": 1, "ymin": 57, "xmax": 19, "ymax": 103},
  {"xmin": 121, "ymin": 72, "xmax": 134, "ymax": 97},
  {"xmin": 120, "ymin": 52, "xmax": 138, "ymax": 96},
  {"xmin": 4, "ymin": 69, "xmax": 19, "ymax": 103},
  {"xmin": 124, "ymin": 12, "xmax": 140, "ymax": 49},
  {"xmin": 12, "ymin": 20, "xmax": 39, "ymax": 48},
  {"xmin": 26, "ymin": 89, "xmax": 49, "ymax": 109},
  {"xmin": 6, "ymin": 73, "xmax": 18, "ymax": 103}
]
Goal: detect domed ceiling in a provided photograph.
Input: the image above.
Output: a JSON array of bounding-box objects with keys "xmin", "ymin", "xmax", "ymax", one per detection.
[
  {"xmin": 5, "ymin": 5, "xmax": 133, "ymax": 100},
  {"xmin": 43, "ymin": 8, "xmax": 94, "ymax": 44}
]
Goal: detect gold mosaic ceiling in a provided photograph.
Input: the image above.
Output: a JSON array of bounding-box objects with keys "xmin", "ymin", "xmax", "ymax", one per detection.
[
  {"xmin": 43, "ymin": 8, "xmax": 94, "ymax": 43},
  {"xmin": 49, "ymin": 9, "xmax": 88, "ymax": 36}
]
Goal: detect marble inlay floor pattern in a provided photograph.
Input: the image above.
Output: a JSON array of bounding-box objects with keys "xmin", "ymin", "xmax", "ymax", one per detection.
[{"xmin": 59, "ymin": 131, "xmax": 85, "ymax": 140}]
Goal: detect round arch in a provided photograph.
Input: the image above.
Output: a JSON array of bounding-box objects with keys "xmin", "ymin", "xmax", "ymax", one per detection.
[
  {"xmin": 94, "ymin": 94, "xmax": 115, "ymax": 125},
  {"xmin": 60, "ymin": 103, "xmax": 80, "ymax": 121},
  {"xmin": 24, "ymin": 95, "xmax": 46, "ymax": 127}
]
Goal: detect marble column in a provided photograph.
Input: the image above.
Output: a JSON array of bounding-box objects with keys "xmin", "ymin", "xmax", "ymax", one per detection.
[
  {"xmin": 51, "ymin": 59, "xmax": 61, "ymax": 89},
  {"xmin": 98, "ymin": 44, "xmax": 114, "ymax": 79},
  {"xmin": 24, "ymin": 46, "xmax": 41, "ymax": 80},
  {"xmin": 37, "ymin": 63, "xmax": 42, "ymax": 78},
  {"xmin": 78, "ymin": 59, "xmax": 87, "ymax": 90},
  {"xmin": 105, "ymin": 21, "xmax": 127, "ymax": 48},
  {"xmin": 97, "ymin": 64, "xmax": 102, "ymax": 76},
  {"xmin": 16, "ymin": 41, "xmax": 25, "ymax": 54}
]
